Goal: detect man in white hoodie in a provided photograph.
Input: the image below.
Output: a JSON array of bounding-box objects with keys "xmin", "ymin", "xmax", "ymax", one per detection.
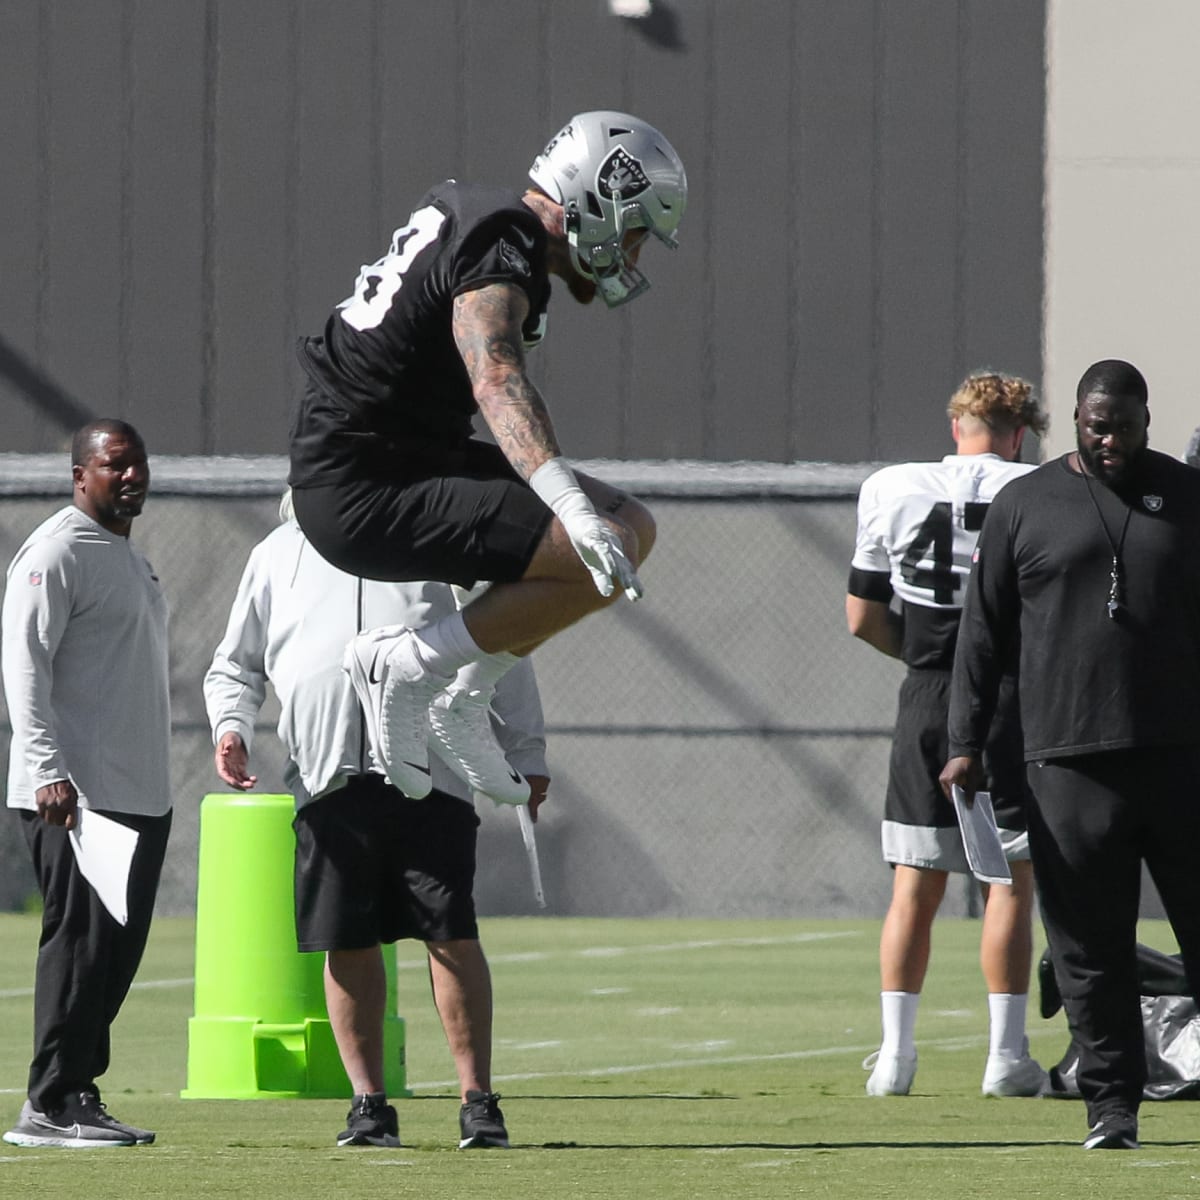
[
  {"xmin": 204, "ymin": 494, "xmax": 547, "ymax": 1151},
  {"xmin": 3, "ymin": 420, "xmax": 169, "ymax": 1149}
]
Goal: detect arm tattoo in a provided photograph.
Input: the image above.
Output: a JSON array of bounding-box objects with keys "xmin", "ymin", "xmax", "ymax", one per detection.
[{"xmin": 453, "ymin": 284, "xmax": 561, "ymax": 479}]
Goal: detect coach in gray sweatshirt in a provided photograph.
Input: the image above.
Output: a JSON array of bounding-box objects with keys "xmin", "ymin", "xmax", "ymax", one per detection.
[{"xmin": 2, "ymin": 419, "xmax": 170, "ymax": 1150}]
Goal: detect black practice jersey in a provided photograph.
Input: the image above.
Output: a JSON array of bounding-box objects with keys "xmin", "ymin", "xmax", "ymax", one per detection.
[
  {"xmin": 949, "ymin": 450, "xmax": 1200, "ymax": 760},
  {"xmin": 290, "ymin": 181, "xmax": 552, "ymax": 486}
]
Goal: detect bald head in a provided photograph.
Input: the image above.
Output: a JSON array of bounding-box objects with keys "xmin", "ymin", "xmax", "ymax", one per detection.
[
  {"xmin": 1076, "ymin": 359, "xmax": 1147, "ymax": 408},
  {"xmin": 72, "ymin": 419, "xmax": 145, "ymax": 470}
]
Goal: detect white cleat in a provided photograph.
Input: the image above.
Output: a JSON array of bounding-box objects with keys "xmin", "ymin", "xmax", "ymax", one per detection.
[
  {"xmin": 428, "ymin": 685, "xmax": 531, "ymax": 805},
  {"xmin": 863, "ymin": 1049, "xmax": 917, "ymax": 1096},
  {"xmin": 343, "ymin": 626, "xmax": 449, "ymax": 799},
  {"xmin": 982, "ymin": 1048, "xmax": 1049, "ymax": 1097}
]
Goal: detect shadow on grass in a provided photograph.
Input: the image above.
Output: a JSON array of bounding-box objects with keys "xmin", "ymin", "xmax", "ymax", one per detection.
[
  {"xmin": 533, "ymin": 1137, "xmax": 1200, "ymax": 1150},
  {"xmin": 406, "ymin": 1093, "xmax": 735, "ymax": 1102}
]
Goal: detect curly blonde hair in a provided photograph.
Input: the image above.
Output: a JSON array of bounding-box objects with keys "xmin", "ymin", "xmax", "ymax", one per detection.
[{"xmin": 947, "ymin": 371, "xmax": 1048, "ymax": 436}]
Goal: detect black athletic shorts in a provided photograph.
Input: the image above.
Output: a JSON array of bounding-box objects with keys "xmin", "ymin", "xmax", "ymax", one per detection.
[
  {"xmin": 290, "ymin": 435, "xmax": 553, "ymax": 589},
  {"xmin": 885, "ymin": 668, "xmax": 1029, "ymax": 830},
  {"xmin": 292, "ymin": 775, "xmax": 481, "ymax": 951}
]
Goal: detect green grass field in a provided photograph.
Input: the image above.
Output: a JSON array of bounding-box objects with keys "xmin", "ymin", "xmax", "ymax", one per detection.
[{"xmin": 0, "ymin": 914, "xmax": 1196, "ymax": 1199}]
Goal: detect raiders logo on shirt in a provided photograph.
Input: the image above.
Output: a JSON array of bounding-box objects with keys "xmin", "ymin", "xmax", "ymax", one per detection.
[{"xmin": 498, "ymin": 238, "xmax": 531, "ymax": 278}]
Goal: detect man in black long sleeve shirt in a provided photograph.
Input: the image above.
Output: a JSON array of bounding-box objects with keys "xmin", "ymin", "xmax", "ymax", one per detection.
[{"xmin": 942, "ymin": 359, "xmax": 1200, "ymax": 1152}]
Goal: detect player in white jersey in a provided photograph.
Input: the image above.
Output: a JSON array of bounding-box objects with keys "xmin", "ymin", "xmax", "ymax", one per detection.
[{"xmin": 846, "ymin": 372, "xmax": 1049, "ymax": 1098}]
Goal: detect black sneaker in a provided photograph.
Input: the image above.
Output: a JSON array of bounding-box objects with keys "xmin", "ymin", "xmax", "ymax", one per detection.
[
  {"xmin": 78, "ymin": 1088, "xmax": 156, "ymax": 1144},
  {"xmin": 337, "ymin": 1093, "xmax": 400, "ymax": 1147},
  {"xmin": 458, "ymin": 1090, "xmax": 509, "ymax": 1149},
  {"xmin": 2, "ymin": 1090, "xmax": 153, "ymax": 1148},
  {"xmin": 1082, "ymin": 1113, "xmax": 1140, "ymax": 1150}
]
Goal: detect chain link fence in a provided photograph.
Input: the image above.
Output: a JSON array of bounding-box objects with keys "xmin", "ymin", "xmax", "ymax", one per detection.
[{"xmin": 0, "ymin": 456, "xmax": 981, "ymax": 920}]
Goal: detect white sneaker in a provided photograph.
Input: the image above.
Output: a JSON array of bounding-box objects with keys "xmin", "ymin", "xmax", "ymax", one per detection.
[
  {"xmin": 428, "ymin": 686, "xmax": 530, "ymax": 805},
  {"xmin": 863, "ymin": 1049, "xmax": 917, "ymax": 1096},
  {"xmin": 343, "ymin": 626, "xmax": 449, "ymax": 799},
  {"xmin": 982, "ymin": 1048, "xmax": 1048, "ymax": 1097}
]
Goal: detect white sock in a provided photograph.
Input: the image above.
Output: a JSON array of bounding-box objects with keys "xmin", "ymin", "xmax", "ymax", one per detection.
[
  {"xmin": 987, "ymin": 992, "xmax": 1028, "ymax": 1058},
  {"xmin": 451, "ymin": 651, "xmax": 520, "ymax": 696},
  {"xmin": 880, "ymin": 991, "xmax": 919, "ymax": 1057},
  {"xmin": 408, "ymin": 612, "xmax": 481, "ymax": 677}
]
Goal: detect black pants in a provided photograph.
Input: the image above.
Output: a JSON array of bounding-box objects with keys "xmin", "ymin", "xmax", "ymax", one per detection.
[
  {"xmin": 1028, "ymin": 747, "xmax": 1200, "ymax": 1122},
  {"xmin": 20, "ymin": 808, "xmax": 172, "ymax": 1113}
]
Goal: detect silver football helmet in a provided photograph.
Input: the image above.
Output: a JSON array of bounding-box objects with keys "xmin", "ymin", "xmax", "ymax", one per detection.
[{"xmin": 529, "ymin": 111, "xmax": 687, "ymax": 307}]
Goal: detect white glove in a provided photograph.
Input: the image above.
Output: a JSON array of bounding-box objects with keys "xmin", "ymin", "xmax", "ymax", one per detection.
[{"xmin": 529, "ymin": 458, "xmax": 644, "ymax": 601}]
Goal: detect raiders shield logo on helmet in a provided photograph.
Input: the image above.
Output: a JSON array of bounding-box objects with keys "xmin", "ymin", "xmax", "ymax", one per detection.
[{"xmin": 597, "ymin": 146, "xmax": 651, "ymax": 201}]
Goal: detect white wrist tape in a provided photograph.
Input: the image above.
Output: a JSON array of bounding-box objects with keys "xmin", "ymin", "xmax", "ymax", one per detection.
[{"xmin": 529, "ymin": 457, "xmax": 591, "ymax": 518}]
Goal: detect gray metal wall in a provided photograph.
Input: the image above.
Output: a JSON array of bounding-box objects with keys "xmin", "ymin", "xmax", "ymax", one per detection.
[{"xmin": 0, "ymin": 0, "xmax": 1045, "ymax": 462}]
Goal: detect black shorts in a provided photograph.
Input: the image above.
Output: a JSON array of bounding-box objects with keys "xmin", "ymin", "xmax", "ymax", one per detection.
[
  {"xmin": 291, "ymin": 435, "xmax": 553, "ymax": 589},
  {"xmin": 292, "ymin": 776, "xmax": 481, "ymax": 951},
  {"xmin": 885, "ymin": 669, "xmax": 1029, "ymax": 830}
]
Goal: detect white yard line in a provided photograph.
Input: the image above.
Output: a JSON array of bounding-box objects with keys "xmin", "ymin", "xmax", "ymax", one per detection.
[
  {"xmin": 423, "ymin": 930, "xmax": 861, "ymax": 969},
  {"xmin": 0, "ymin": 931, "xmax": 861, "ymax": 1000},
  {"xmin": 408, "ymin": 1031, "xmax": 1070, "ymax": 1091},
  {"xmin": 0, "ymin": 977, "xmax": 194, "ymax": 1001},
  {"xmin": 1, "ymin": 930, "xmax": 881, "ymax": 1095},
  {"xmin": 1, "ymin": 1032, "xmax": 1063, "ymax": 1097}
]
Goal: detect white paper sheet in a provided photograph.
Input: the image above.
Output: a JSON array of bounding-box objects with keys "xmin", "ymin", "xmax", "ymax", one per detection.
[
  {"xmin": 516, "ymin": 803, "xmax": 546, "ymax": 908},
  {"xmin": 951, "ymin": 785, "xmax": 1012, "ymax": 885},
  {"xmin": 68, "ymin": 808, "xmax": 139, "ymax": 926}
]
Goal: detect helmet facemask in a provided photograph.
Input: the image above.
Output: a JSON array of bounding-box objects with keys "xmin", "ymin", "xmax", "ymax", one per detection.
[{"xmin": 565, "ymin": 202, "xmax": 659, "ymax": 307}]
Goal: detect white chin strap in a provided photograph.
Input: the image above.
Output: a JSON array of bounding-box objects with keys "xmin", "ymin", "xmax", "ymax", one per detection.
[
  {"xmin": 567, "ymin": 231, "xmax": 651, "ymax": 308},
  {"xmin": 593, "ymin": 261, "xmax": 651, "ymax": 307}
]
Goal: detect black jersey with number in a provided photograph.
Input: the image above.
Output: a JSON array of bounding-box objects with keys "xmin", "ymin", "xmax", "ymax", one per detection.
[{"xmin": 289, "ymin": 181, "xmax": 552, "ymax": 487}]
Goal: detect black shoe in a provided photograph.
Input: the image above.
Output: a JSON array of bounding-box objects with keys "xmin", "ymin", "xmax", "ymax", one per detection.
[
  {"xmin": 1082, "ymin": 1113, "xmax": 1140, "ymax": 1150},
  {"xmin": 1037, "ymin": 948, "xmax": 1063, "ymax": 1019},
  {"xmin": 458, "ymin": 1090, "xmax": 509, "ymax": 1149},
  {"xmin": 337, "ymin": 1093, "xmax": 400, "ymax": 1147}
]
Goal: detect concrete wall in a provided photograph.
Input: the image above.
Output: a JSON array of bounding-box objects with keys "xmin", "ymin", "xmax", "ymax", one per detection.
[{"xmin": 1043, "ymin": 0, "xmax": 1200, "ymax": 459}]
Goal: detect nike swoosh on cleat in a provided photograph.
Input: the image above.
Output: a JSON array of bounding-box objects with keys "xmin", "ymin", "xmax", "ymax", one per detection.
[
  {"xmin": 368, "ymin": 647, "xmax": 387, "ymax": 685},
  {"xmin": 403, "ymin": 761, "xmax": 431, "ymax": 776},
  {"xmin": 509, "ymin": 770, "xmax": 524, "ymax": 783},
  {"xmin": 34, "ymin": 1121, "xmax": 81, "ymax": 1137}
]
